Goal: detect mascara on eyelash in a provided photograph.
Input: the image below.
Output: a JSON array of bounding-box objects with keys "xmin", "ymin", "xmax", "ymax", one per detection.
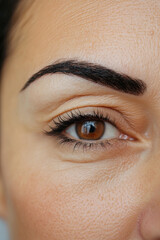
[{"xmin": 45, "ymin": 109, "xmax": 116, "ymax": 135}]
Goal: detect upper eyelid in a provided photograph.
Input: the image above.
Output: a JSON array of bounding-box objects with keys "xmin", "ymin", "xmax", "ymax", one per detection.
[
  {"xmin": 44, "ymin": 109, "xmax": 116, "ymax": 135},
  {"xmin": 45, "ymin": 107, "xmax": 131, "ymax": 137},
  {"xmin": 50, "ymin": 109, "xmax": 116, "ymax": 128}
]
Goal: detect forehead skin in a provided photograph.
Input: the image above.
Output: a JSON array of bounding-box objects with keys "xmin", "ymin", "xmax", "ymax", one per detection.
[
  {"xmin": 1, "ymin": 0, "xmax": 160, "ymax": 240},
  {"xmin": 4, "ymin": 0, "xmax": 160, "ymax": 92}
]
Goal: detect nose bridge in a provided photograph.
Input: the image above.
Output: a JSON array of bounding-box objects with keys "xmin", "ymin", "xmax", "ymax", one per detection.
[
  {"xmin": 139, "ymin": 201, "xmax": 160, "ymax": 240},
  {"xmin": 139, "ymin": 164, "xmax": 160, "ymax": 240}
]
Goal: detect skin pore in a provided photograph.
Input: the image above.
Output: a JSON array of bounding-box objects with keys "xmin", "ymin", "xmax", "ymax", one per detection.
[{"xmin": 1, "ymin": 0, "xmax": 160, "ymax": 239}]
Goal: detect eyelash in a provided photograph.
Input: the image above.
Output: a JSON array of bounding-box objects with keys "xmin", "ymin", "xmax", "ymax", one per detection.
[{"xmin": 44, "ymin": 108, "xmax": 130, "ymax": 152}]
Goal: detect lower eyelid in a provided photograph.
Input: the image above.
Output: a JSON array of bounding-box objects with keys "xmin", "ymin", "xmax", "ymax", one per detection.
[{"xmin": 51, "ymin": 134, "xmax": 141, "ymax": 163}]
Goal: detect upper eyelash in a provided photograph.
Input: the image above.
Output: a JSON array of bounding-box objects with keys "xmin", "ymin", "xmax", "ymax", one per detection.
[{"xmin": 44, "ymin": 108, "xmax": 117, "ymax": 137}]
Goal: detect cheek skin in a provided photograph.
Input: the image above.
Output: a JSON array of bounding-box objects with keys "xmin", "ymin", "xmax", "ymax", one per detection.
[
  {"xmin": 1, "ymin": 124, "xmax": 156, "ymax": 240},
  {"xmin": 1, "ymin": 1, "xmax": 160, "ymax": 239},
  {"xmin": 4, "ymin": 155, "xmax": 154, "ymax": 240}
]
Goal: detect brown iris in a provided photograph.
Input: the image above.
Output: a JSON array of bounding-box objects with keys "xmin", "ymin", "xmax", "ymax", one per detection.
[{"xmin": 76, "ymin": 120, "xmax": 105, "ymax": 140}]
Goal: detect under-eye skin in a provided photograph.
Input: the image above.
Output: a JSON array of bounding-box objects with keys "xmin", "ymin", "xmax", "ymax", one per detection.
[{"xmin": 44, "ymin": 108, "xmax": 135, "ymax": 152}]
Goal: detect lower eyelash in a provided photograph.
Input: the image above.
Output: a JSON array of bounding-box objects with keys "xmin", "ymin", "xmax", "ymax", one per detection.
[{"xmin": 54, "ymin": 134, "xmax": 112, "ymax": 152}]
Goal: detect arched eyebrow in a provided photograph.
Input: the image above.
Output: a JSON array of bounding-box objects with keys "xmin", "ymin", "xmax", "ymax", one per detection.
[{"xmin": 20, "ymin": 59, "xmax": 146, "ymax": 95}]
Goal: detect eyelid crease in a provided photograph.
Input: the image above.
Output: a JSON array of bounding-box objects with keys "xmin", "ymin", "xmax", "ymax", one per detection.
[
  {"xmin": 19, "ymin": 85, "xmax": 149, "ymax": 140},
  {"xmin": 35, "ymin": 94, "xmax": 146, "ymax": 125}
]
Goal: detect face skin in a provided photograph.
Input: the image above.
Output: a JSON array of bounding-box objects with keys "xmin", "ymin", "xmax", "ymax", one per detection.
[{"xmin": 1, "ymin": 0, "xmax": 160, "ymax": 239}]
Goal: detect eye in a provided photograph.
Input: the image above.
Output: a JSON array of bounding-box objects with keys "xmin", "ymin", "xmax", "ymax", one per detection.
[
  {"xmin": 44, "ymin": 107, "xmax": 134, "ymax": 155},
  {"xmin": 44, "ymin": 107, "xmax": 138, "ymax": 162},
  {"xmin": 65, "ymin": 120, "xmax": 120, "ymax": 141}
]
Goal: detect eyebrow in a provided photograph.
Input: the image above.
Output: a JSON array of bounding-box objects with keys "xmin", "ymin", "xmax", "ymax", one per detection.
[{"xmin": 21, "ymin": 59, "xmax": 146, "ymax": 95}]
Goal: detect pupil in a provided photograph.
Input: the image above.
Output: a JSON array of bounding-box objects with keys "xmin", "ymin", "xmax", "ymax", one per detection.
[{"xmin": 82, "ymin": 121, "xmax": 96, "ymax": 134}]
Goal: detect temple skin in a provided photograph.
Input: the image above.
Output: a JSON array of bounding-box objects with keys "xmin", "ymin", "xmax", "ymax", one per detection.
[{"xmin": 1, "ymin": 0, "xmax": 160, "ymax": 239}]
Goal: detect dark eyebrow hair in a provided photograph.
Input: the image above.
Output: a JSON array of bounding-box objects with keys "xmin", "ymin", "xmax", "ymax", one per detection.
[{"xmin": 21, "ymin": 59, "xmax": 146, "ymax": 95}]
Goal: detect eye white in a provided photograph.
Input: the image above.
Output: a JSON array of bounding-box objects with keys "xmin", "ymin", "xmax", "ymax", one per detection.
[{"xmin": 65, "ymin": 121, "xmax": 120, "ymax": 140}]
